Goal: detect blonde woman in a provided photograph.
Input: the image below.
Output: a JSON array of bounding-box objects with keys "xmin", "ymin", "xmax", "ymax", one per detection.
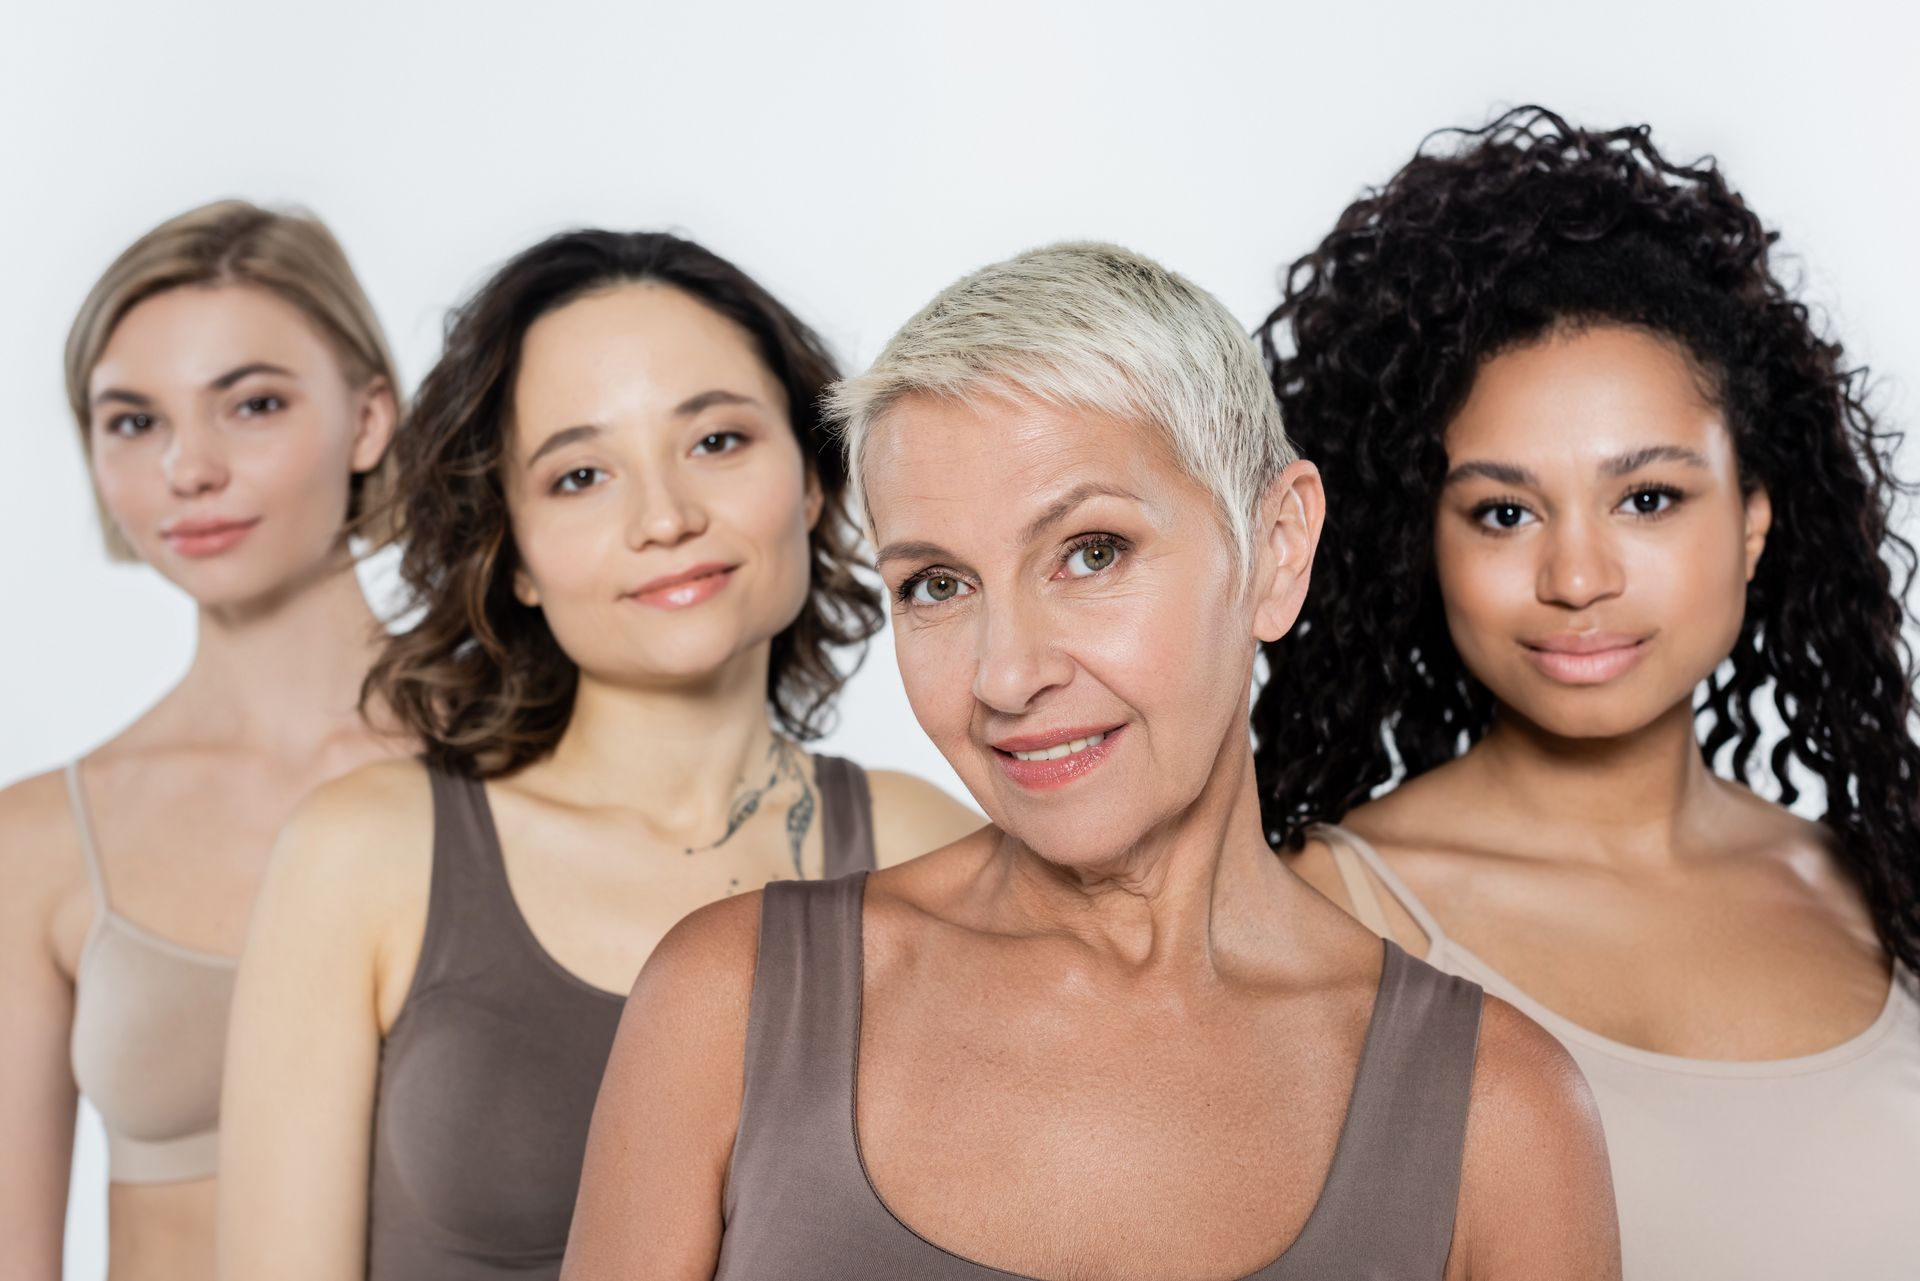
[{"xmin": 0, "ymin": 201, "xmax": 408, "ymax": 1280}]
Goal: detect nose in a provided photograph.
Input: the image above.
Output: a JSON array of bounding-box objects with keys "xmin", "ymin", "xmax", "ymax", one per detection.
[
  {"xmin": 162, "ymin": 419, "xmax": 229, "ymax": 497},
  {"xmin": 1536, "ymin": 513, "xmax": 1625, "ymax": 611},
  {"xmin": 627, "ymin": 462, "xmax": 707, "ymax": 550},
  {"xmin": 970, "ymin": 593, "xmax": 1074, "ymax": 715}
]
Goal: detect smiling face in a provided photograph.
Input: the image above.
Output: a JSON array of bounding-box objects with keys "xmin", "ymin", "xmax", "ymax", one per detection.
[
  {"xmin": 504, "ymin": 283, "xmax": 821, "ymax": 690},
  {"xmin": 868, "ymin": 391, "xmax": 1317, "ymax": 868},
  {"xmin": 1434, "ymin": 324, "xmax": 1770, "ymax": 741},
  {"xmin": 85, "ymin": 283, "xmax": 394, "ymax": 606}
]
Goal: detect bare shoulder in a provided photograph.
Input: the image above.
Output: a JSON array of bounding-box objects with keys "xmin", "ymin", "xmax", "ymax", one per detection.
[
  {"xmin": 1453, "ymin": 995, "xmax": 1619, "ymax": 1277},
  {"xmin": 0, "ymin": 768, "xmax": 84, "ymax": 888},
  {"xmin": 262, "ymin": 756, "xmax": 435, "ymax": 925},
  {"xmin": 861, "ymin": 767, "xmax": 984, "ymax": 867},
  {"xmin": 625, "ymin": 889, "xmax": 764, "ymax": 1030},
  {"xmin": 1287, "ymin": 832, "xmax": 1356, "ymax": 914}
]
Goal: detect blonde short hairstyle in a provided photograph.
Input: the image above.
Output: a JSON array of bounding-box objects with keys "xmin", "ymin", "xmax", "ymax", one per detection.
[
  {"xmin": 63, "ymin": 199, "xmax": 403, "ymax": 560},
  {"xmin": 828, "ymin": 241, "xmax": 1295, "ymax": 570}
]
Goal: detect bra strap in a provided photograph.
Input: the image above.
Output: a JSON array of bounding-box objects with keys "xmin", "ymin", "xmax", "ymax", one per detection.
[
  {"xmin": 1329, "ymin": 840, "xmax": 1392, "ymax": 938},
  {"xmin": 64, "ymin": 760, "xmax": 110, "ymax": 909},
  {"xmin": 1311, "ymin": 823, "xmax": 1450, "ymax": 954},
  {"xmin": 815, "ymin": 755, "xmax": 877, "ymax": 878}
]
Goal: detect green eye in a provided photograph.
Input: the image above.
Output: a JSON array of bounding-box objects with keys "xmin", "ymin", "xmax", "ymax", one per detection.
[
  {"xmin": 1066, "ymin": 540, "xmax": 1119, "ymax": 576},
  {"xmin": 907, "ymin": 574, "xmax": 971, "ymax": 604}
]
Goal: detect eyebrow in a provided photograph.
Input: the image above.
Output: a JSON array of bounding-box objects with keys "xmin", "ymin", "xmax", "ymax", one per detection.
[
  {"xmin": 1444, "ymin": 445, "xmax": 1713, "ymax": 488},
  {"xmin": 873, "ymin": 539, "xmax": 967, "ymax": 571},
  {"xmin": 1017, "ymin": 481, "xmax": 1144, "ymax": 545},
  {"xmin": 675, "ymin": 388, "xmax": 761, "ymax": 417},
  {"xmin": 91, "ymin": 362, "xmax": 296, "ymax": 410},
  {"xmin": 526, "ymin": 424, "xmax": 602, "ymax": 469}
]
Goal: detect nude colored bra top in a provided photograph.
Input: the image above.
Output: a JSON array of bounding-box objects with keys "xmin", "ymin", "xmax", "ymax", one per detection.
[
  {"xmin": 1315, "ymin": 823, "xmax": 1920, "ymax": 1281},
  {"xmin": 713, "ymin": 873, "xmax": 1486, "ymax": 1281},
  {"xmin": 65, "ymin": 761, "xmax": 239, "ymax": 1185},
  {"xmin": 366, "ymin": 756, "xmax": 877, "ymax": 1281}
]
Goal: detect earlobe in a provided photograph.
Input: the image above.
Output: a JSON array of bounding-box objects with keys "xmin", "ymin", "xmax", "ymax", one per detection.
[
  {"xmin": 804, "ymin": 469, "xmax": 824, "ymax": 532},
  {"xmin": 1743, "ymin": 485, "xmax": 1773, "ymax": 582},
  {"xmin": 350, "ymin": 377, "xmax": 400, "ymax": 474},
  {"xmin": 512, "ymin": 567, "xmax": 541, "ymax": 608}
]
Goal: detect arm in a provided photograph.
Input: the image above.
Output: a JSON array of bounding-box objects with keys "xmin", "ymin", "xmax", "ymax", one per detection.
[
  {"xmin": 1450, "ymin": 997, "xmax": 1621, "ymax": 1280},
  {"xmin": 0, "ymin": 774, "xmax": 82, "ymax": 1280},
  {"xmin": 561, "ymin": 892, "xmax": 761, "ymax": 1280},
  {"xmin": 217, "ymin": 763, "xmax": 430, "ymax": 1281},
  {"xmin": 866, "ymin": 770, "xmax": 984, "ymax": 869}
]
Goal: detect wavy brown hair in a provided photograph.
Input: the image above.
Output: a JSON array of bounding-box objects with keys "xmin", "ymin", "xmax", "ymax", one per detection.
[
  {"xmin": 365, "ymin": 230, "xmax": 882, "ymax": 777},
  {"xmin": 1253, "ymin": 107, "xmax": 1920, "ymax": 977}
]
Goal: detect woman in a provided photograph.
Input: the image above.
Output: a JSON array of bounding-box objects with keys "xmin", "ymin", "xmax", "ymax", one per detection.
[
  {"xmin": 1256, "ymin": 108, "xmax": 1920, "ymax": 1280},
  {"xmin": 0, "ymin": 201, "xmax": 407, "ymax": 1280},
  {"xmin": 217, "ymin": 230, "xmax": 979, "ymax": 1281},
  {"xmin": 563, "ymin": 242, "xmax": 1619, "ymax": 1280}
]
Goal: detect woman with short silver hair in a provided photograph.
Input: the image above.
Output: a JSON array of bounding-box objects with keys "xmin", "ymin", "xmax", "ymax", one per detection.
[{"xmin": 562, "ymin": 242, "xmax": 1620, "ymax": 1280}]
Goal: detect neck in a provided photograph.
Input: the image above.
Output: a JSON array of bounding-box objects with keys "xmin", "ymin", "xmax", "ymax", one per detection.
[
  {"xmin": 999, "ymin": 718, "xmax": 1299, "ymax": 974},
  {"xmin": 171, "ymin": 541, "xmax": 390, "ymax": 756},
  {"xmin": 1459, "ymin": 697, "xmax": 1730, "ymax": 865},
  {"xmin": 532, "ymin": 643, "xmax": 782, "ymax": 836}
]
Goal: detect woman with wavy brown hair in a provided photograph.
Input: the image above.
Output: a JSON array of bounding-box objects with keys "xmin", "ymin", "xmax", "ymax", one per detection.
[
  {"xmin": 215, "ymin": 230, "xmax": 979, "ymax": 1281},
  {"xmin": 0, "ymin": 200, "xmax": 407, "ymax": 1281},
  {"xmin": 1257, "ymin": 108, "xmax": 1920, "ymax": 1279}
]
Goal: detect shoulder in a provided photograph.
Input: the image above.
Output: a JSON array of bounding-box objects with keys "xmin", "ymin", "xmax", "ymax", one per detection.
[
  {"xmin": 857, "ymin": 767, "xmax": 984, "ymax": 867},
  {"xmin": 1287, "ymin": 829, "xmax": 1354, "ymax": 911},
  {"xmin": 257, "ymin": 757, "xmax": 435, "ymax": 933},
  {"xmin": 0, "ymin": 768, "xmax": 86, "ymax": 925},
  {"xmin": 624, "ymin": 889, "xmax": 764, "ymax": 1032}
]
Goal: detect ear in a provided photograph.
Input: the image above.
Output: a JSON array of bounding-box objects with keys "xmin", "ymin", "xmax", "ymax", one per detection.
[
  {"xmin": 512, "ymin": 564, "xmax": 541, "ymax": 608},
  {"xmin": 1251, "ymin": 459, "xmax": 1326, "ymax": 644},
  {"xmin": 1742, "ymin": 484, "xmax": 1772, "ymax": 582},
  {"xmin": 349, "ymin": 376, "xmax": 400, "ymax": 474},
  {"xmin": 804, "ymin": 466, "xmax": 824, "ymax": 532}
]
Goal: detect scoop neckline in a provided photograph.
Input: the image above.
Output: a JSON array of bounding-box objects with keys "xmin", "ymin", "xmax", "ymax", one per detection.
[
  {"xmin": 1315, "ymin": 822, "xmax": 1912, "ymax": 1078},
  {"xmin": 842, "ymin": 871, "xmax": 1403, "ymax": 1280}
]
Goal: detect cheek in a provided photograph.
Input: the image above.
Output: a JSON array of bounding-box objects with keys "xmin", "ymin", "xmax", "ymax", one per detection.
[
  {"xmin": 512, "ymin": 502, "xmax": 619, "ymax": 607},
  {"xmin": 1434, "ymin": 528, "xmax": 1532, "ymax": 651}
]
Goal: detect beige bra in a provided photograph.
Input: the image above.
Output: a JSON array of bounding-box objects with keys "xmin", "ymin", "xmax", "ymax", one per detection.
[{"xmin": 66, "ymin": 761, "xmax": 237, "ymax": 1184}]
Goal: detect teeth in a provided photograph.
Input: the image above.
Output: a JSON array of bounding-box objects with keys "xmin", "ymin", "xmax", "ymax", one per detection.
[{"xmin": 1011, "ymin": 731, "xmax": 1106, "ymax": 763}]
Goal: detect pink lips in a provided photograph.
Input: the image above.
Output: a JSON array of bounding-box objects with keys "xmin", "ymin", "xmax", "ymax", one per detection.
[
  {"xmin": 1522, "ymin": 632, "xmax": 1652, "ymax": 685},
  {"xmin": 161, "ymin": 516, "xmax": 260, "ymax": 558},
  {"xmin": 626, "ymin": 562, "xmax": 737, "ymax": 610},
  {"xmin": 990, "ymin": 724, "xmax": 1126, "ymax": 791}
]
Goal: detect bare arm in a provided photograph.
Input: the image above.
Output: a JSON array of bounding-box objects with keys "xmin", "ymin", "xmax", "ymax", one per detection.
[
  {"xmin": 0, "ymin": 774, "xmax": 82, "ymax": 1279},
  {"xmin": 866, "ymin": 769, "xmax": 984, "ymax": 869},
  {"xmin": 217, "ymin": 763, "xmax": 429, "ymax": 1281},
  {"xmin": 1451, "ymin": 998, "xmax": 1620, "ymax": 1280},
  {"xmin": 561, "ymin": 893, "xmax": 761, "ymax": 1280}
]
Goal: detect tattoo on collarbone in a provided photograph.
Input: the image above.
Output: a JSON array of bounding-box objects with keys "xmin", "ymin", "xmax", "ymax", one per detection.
[{"xmin": 682, "ymin": 734, "xmax": 818, "ymax": 878}]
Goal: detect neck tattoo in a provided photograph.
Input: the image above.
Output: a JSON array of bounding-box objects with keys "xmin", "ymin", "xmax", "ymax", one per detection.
[{"xmin": 683, "ymin": 734, "xmax": 816, "ymax": 876}]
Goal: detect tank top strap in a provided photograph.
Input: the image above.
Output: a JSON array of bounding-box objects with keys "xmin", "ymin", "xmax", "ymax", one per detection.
[
  {"xmin": 408, "ymin": 765, "xmax": 525, "ymax": 995},
  {"xmin": 1275, "ymin": 940, "xmax": 1483, "ymax": 1276},
  {"xmin": 64, "ymin": 760, "xmax": 110, "ymax": 910},
  {"xmin": 814, "ymin": 755, "xmax": 877, "ymax": 877},
  {"xmin": 723, "ymin": 873, "xmax": 868, "ymax": 1224},
  {"xmin": 1310, "ymin": 822, "xmax": 1451, "ymax": 953}
]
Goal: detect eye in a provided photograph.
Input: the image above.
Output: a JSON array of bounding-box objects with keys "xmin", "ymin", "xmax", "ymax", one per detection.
[
  {"xmin": 552, "ymin": 466, "xmax": 607, "ymax": 494},
  {"xmin": 103, "ymin": 412, "xmax": 157, "ymax": 438},
  {"xmin": 1474, "ymin": 501, "xmax": 1535, "ymax": 531},
  {"xmin": 904, "ymin": 573, "xmax": 973, "ymax": 605},
  {"xmin": 1064, "ymin": 538, "xmax": 1122, "ymax": 577},
  {"xmin": 1620, "ymin": 487, "xmax": 1679, "ymax": 517},
  {"xmin": 235, "ymin": 395, "xmax": 285, "ymax": 418},
  {"xmin": 692, "ymin": 431, "xmax": 747, "ymax": 456}
]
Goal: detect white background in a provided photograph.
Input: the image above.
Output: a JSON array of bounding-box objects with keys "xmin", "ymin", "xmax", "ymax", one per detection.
[{"xmin": 3, "ymin": 1, "xmax": 1915, "ymax": 1275}]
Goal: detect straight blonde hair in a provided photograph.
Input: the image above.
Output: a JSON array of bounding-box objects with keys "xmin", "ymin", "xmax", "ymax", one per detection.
[{"xmin": 64, "ymin": 199, "xmax": 403, "ymax": 560}]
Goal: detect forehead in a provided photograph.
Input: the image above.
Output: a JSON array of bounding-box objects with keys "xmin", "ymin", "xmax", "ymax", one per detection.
[
  {"xmin": 514, "ymin": 283, "xmax": 783, "ymax": 417},
  {"xmin": 862, "ymin": 390, "xmax": 1191, "ymax": 543},
  {"xmin": 91, "ymin": 283, "xmax": 339, "ymax": 394},
  {"xmin": 1448, "ymin": 325, "xmax": 1732, "ymax": 463}
]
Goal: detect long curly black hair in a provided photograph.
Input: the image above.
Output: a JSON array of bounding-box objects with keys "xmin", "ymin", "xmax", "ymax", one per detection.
[{"xmin": 1254, "ymin": 106, "xmax": 1920, "ymax": 976}]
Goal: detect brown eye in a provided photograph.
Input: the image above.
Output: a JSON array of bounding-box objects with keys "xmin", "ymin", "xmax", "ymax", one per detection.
[{"xmin": 927, "ymin": 576, "xmax": 959, "ymax": 600}]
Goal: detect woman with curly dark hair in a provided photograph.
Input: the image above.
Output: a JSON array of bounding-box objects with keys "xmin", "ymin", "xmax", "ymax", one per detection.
[
  {"xmin": 1257, "ymin": 107, "xmax": 1920, "ymax": 1279},
  {"xmin": 214, "ymin": 230, "xmax": 980, "ymax": 1281}
]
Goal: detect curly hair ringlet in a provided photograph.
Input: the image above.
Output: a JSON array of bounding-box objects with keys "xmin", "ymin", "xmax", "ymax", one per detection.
[
  {"xmin": 1253, "ymin": 105, "xmax": 1920, "ymax": 979},
  {"xmin": 364, "ymin": 230, "xmax": 883, "ymax": 778}
]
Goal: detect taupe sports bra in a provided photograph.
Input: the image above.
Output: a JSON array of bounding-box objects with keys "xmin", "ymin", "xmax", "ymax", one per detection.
[
  {"xmin": 714, "ymin": 874, "xmax": 1487, "ymax": 1279},
  {"xmin": 367, "ymin": 756, "xmax": 877, "ymax": 1280},
  {"xmin": 65, "ymin": 760, "xmax": 238, "ymax": 1184}
]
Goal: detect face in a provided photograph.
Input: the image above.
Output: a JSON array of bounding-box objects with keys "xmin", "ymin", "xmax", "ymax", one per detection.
[
  {"xmin": 86, "ymin": 284, "xmax": 395, "ymax": 606},
  {"xmin": 505, "ymin": 284, "xmax": 821, "ymax": 691},
  {"xmin": 867, "ymin": 392, "xmax": 1321, "ymax": 868},
  {"xmin": 1434, "ymin": 325, "xmax": 1770, "ymax": 740}
]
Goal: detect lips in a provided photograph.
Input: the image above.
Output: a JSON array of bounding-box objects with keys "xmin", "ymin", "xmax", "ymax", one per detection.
[
  {"xmin": 625, "ymin": 562, "xmax": 738, "ymax": 610},
  {"xmin": 990, "ymin": 724, "xmax": 1125, "ymax": 790},
  {"xmin": 1521, "ymin": 632, "xmax": 1652, "ymax": 686},
  {"xmin": 161, "ymin": 516, "xmax": 260, "ymax": 558}
]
